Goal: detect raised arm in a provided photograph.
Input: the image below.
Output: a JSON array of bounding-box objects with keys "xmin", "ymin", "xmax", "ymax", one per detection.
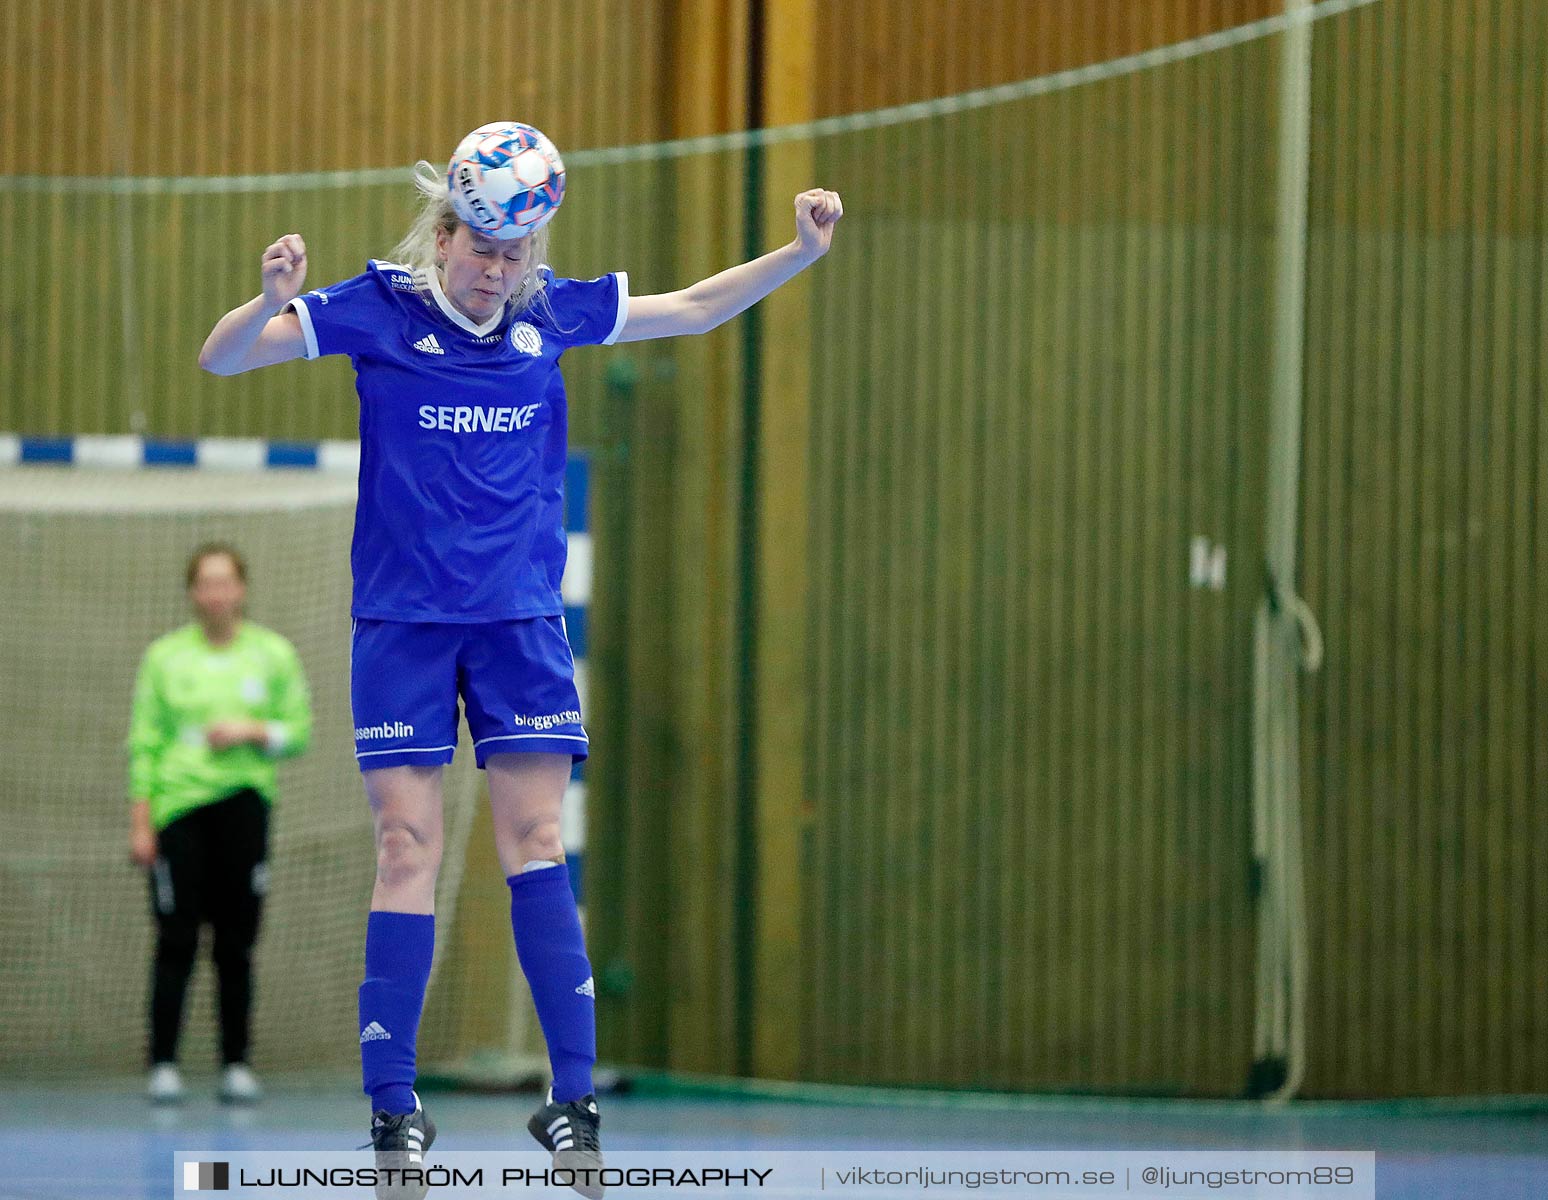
[
  {"xmin": 614, "ymin": 188, "xmax": 843, "ymax": 343},
  {"xmin": 198, "ymin": 234, "xmax": 311, "ymax": 375}
]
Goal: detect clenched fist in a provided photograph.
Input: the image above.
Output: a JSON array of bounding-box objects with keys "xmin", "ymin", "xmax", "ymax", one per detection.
[{"xmin": 261, "ymin": 234, "xmax": 308, "ymax": 310}]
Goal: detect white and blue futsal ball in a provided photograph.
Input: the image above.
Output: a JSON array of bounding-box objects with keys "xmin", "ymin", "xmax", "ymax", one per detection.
[{"xmin": 446, "ymin": 122, "xmax": 566, "ymax": 240}]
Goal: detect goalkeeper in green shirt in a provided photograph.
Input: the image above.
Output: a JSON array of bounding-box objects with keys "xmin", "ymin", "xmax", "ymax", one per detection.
[{"xmin": 126, "ymin": 543, "xmax": 312, "ymax": 1105}]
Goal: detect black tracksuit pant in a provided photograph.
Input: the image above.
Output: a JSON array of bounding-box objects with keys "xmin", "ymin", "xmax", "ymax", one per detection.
[{"xmin": 147, "ymin": 788, "xmax": 269, "ymax": 1066}]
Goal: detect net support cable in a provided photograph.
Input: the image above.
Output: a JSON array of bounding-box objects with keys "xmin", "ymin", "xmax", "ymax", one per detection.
[{"xmin": 0, "ymin": 0, "xmax": 1382, "ymax": 196}]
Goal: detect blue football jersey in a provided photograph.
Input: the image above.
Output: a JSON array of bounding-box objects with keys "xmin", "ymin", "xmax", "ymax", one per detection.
[{"xmin": 288, "ymin": 261, "xmax": 627, "ymax": 622}]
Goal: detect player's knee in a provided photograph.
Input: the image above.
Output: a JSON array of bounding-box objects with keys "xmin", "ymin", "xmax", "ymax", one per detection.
[
  {"xmin": 512, "ymin": 816, "xmax": 563, "ymax": 866},
  {"xmin": 375, "ymin": 822, "xmax": 441, "ymax": 887}
]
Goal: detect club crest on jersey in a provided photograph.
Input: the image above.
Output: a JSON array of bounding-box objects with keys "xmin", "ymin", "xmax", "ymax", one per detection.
[{"xmin": 510, "ymin": 321, "xmax": 543, "ymax": 357}]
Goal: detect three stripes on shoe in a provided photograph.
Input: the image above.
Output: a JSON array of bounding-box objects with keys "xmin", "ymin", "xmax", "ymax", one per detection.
[{"xmin": 549, "ymin": 1113, "xmax": 576, "ymax": 1152}]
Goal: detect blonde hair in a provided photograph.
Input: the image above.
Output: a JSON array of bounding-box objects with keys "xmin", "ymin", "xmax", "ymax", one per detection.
[{"xmin": 391, "ymin": 160, "xmax": 553, "ymax": 317}]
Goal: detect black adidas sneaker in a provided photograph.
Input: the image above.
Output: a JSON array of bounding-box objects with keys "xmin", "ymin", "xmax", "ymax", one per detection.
[
  {"xmin": 367, "ymin": 1092, "xmax": 437, "ymax": 1200},
  {"xmin": 527, "ymin": 1089, "xmax": 604, "ymax": 1199}
]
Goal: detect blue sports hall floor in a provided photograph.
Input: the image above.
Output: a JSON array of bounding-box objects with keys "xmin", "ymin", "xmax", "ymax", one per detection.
[{"xmin": 10, "ymin": 1076, "xmax": 1546, "ymax": 1199}]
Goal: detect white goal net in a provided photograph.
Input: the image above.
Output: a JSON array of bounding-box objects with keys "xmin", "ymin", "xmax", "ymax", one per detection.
[{"xmin": 0, "ymin": 466, "xmax": 487, "ymax": 1080}]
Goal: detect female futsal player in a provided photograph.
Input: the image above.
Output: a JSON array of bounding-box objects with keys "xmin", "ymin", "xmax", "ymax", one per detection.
[
  {"xmin": 199, "ymin": 128, "xmax": 841, "ymax": 1199},
  {"xmin": 128, "ymin": 543, "xmax": 312, "ymax": 1105}
]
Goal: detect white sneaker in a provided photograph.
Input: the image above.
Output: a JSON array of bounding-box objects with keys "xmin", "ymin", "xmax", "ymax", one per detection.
[
  {"xmin": 219, "ymin": 1063, "xmax": 263, "ymax": 1104},
  {"xmin": 148, "ymin": 1063, "xmax": 185, "ymax": 1104}
]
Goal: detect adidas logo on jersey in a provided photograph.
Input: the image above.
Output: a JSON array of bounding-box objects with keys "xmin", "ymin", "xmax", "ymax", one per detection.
[
  {"xmin": 359, "ymin": 1021, "xmax": 392, "ymax": 1043},
  {"xmin": 575, "ymin": 977, "xmax": 595, "ymax": 998},
  {"xmin": 412, "ymin": 333, "xmax": 445, "ymax": 355}
]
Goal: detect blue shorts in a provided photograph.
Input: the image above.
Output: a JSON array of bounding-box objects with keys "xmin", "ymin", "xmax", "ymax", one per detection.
[{"xmin": 350, "ymin": 616, "xmax": 587, "ymax": 771}]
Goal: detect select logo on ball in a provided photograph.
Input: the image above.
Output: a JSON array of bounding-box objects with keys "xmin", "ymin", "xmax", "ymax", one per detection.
[{"xmin": 453, "ymin": 164, "xmax": 498, "ymax": 230}]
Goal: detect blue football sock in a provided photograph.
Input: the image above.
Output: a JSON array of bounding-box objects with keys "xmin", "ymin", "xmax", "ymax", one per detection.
[
  {"xmin": 358, "ymin": 911, "xmax": 434, "ymax": 1114},
  {"xmin": 509, "ymin": 867, "xmax": 595, "ymax": 1103}
]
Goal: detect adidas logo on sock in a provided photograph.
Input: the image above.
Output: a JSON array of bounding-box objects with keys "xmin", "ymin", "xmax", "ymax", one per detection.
[
  {"xmin": 359, "ymin": 1021, "xmax": 392, "ymax": 1043},
  {"xmin": 412, "ymin": 333, "xmax": 445, "ymax": 355},
  {"xmin": 575, "ymin": 977, "xmax": 595, "ymax": 998}
]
